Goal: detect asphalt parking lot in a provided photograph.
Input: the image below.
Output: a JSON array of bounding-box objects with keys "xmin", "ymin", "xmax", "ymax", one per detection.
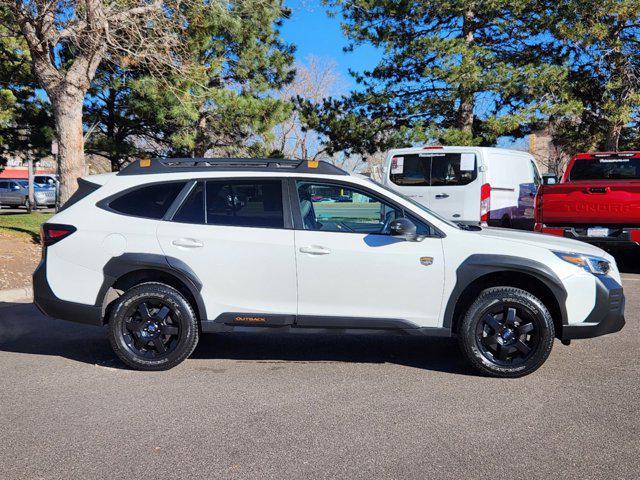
[{"xmin": 1, "ymin": 264, "xmax": 639, "ymax": 479}]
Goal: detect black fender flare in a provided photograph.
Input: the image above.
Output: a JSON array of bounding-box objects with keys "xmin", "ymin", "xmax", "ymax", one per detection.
[
  {"xmin": 96, "ymin": 253, "xmax": 207, "ymax": 322},
  {"xmin": 442, "ymin": 254, "xmax": 568, "ymax": 329}
]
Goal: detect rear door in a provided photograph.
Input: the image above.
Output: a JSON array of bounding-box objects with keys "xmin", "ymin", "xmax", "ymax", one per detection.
[
  {"xmin": 156, "ymin": 179, "xmax": 297, "ymax": 322},
  {"xmin": 388, "ymin": 151, "xmax": 481, "ymax": 223}
]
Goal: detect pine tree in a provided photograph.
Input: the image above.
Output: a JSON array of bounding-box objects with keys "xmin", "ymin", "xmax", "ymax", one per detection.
[
  {"xmin": 546, "ymin": 0, "xmax": 640, "ymax": 152},
  {"xmin": 302, "ymin": 0, "xmax": 575, "ymax": 155},
  {"xmin": 126, "ymin": 0, "xmax": 295, "ymax": 158}
]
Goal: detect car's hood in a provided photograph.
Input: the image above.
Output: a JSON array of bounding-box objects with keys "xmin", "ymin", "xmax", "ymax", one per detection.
[{"xmin": 476, "ymin": 227, "xmax": 610, "ymax": 258}]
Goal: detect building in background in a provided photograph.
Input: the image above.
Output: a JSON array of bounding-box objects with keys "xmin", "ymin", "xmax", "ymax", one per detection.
[{"xmin": 528, "ymin": 128, "xmax": 570, "ymax": 176}]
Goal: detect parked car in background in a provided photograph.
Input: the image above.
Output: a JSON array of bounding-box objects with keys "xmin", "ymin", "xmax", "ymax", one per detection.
[
  {"xmin": 382, "ymin": 146, "xmax": 542, "ymax": 229},
  {"xmin": 0, "ymin": 179, "xmax": 56, "ymax": 209},
  {"xmin": 34, "ymin": 174, "xmax": 59, "ymax": 188},
  {"xmin": 535, "ymin": 152, "xmax": 640, "ymax": 250}
]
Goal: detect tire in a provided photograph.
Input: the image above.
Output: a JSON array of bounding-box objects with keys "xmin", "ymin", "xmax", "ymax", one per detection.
[
  {"xmin": 458, "ymin": 287, "xmax": 554, "ymax": 378},
  {"xmin": 107, "ymin": 282, "xmax": 199, "ymax": 371}
]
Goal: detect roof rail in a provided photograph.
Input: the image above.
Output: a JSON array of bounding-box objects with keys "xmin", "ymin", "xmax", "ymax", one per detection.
[{"xmin": 117, "ymin": 157, "xmax": 348, "ymax": 176}]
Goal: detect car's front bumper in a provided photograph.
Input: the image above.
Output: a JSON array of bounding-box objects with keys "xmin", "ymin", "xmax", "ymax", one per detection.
[
  {"xmin": 33, "ymin": 256, "xmax": 103, "ymax": 326},
  {"xmin": 562, "ymin": 275, "xmax": 625, "ymax": 340}
]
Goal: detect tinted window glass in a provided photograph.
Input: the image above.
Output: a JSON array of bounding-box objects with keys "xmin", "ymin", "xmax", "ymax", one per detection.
[
  {"xmin": 570, "ymin": 157, "xmax": 640, "ymax": 180},
  {"xmin": 173, "ymin": 182, "xmax": 205, "ymax": 224},
  {"xmin": 390, "ymin": 153, "xmax": 477, "ymax": 186},
  {"xmin": 109, "ymin": 182, "xmax": 186, "ymax": 219},
  {"xmin": 0, "ymin": 182, "xmax": 6, "ymax": 189},
  {"xmin": 296, "ymin": 181, "xmax": 430, "ymax": 235},
  {"xmin": 205, "ymin": 180, "xmax": 284, "ymax": 228}
]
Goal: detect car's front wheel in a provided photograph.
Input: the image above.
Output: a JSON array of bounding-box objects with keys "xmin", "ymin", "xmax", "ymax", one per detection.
[
  {"xmin": 458, "ymin": 287, "xmax": 554, "ymax": 378},
  {"xmin": 108, "ymin": 282, "xmax": 199, "ymax": 370}
]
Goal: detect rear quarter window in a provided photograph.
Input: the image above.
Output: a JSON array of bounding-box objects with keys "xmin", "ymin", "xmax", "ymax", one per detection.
[{"xmin": 108, "ymin": 182, "xmax": 186, "ymax": 219}]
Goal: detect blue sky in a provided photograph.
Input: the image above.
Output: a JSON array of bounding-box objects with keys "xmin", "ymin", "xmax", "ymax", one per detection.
[
  {"xmin": 281, "ymin": 1, "xmax": 524, "ymax": 149},
  {"xmin": 281, "ymin": 0, "xmax": 380, "ymax": 91}
]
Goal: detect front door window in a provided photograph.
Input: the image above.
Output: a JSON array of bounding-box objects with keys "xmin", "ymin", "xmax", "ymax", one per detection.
[{"xmin": 296, "ymin": 181, "xmax": 431, "ymax": 235}]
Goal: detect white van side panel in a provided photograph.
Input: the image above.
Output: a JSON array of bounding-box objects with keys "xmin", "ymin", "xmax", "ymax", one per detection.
[{"xmin": 485, "ymin": 151, "xmax": 536, "ymax": 227}]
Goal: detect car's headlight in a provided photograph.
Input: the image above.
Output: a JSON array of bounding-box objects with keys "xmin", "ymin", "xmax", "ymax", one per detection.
[{"xmin": 553, "ymin": 251, "xmax": 611, "ymax": 275}]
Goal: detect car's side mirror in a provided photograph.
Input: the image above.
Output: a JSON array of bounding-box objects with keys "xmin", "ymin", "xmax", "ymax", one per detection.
[
  {"xmin": 542, "ymin": 174, "xmax": 558, "ymax": 185},
  {"xmin": 389, "ymin": 218, "xmax": 424, "ymax": 242}
]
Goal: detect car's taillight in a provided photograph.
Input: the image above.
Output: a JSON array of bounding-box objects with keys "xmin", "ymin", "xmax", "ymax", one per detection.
[
  {"xmin": 41, "ymin": 223, "xmax": 76, "ymax": 248},
  {"xmin": 480, "ymin": 183, "xmax": 491, "ymax": 223}
]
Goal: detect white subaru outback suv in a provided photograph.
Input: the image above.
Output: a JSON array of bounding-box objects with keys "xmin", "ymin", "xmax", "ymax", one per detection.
[{"xmin": 33, "ymin": 158, "xmax": 625, "ymax": 377}]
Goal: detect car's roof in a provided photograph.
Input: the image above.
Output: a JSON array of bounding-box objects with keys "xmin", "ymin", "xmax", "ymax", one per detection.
[{"xmin": 117, "ymin": 158, "xmax": 349, "ymax": 177}]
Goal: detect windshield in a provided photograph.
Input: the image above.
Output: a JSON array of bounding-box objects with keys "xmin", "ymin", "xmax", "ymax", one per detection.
[
  {"xmin": 570, "ymin": 157, "xmax": 640, "ymax": 180},
  {"xmin": 367, "ymin": 178, "xmax": 461, "ymax": 229}
]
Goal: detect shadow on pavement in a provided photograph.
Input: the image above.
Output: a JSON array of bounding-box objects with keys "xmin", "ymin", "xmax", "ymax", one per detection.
[
  {"xmin": 612, "ymin": 251, "xmax": 640, "ymax": 274},
  {"xmin": 0, "ymin": 302, "xmax": 475, "ymax": 376}
]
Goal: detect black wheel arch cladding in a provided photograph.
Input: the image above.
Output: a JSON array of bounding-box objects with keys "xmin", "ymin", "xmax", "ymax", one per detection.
[
  {"xmin": 443, "ymin": 254, "xmax": 568, "ymax": 331},
  {"xmin": 98, "ymin": 253, "xmax": 207, "ymax": 323}
]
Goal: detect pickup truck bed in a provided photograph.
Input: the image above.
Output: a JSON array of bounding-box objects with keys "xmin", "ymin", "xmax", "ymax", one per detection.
[{"xmin": 536, "ymin": 152, "xmax": 640, "ymax": 248}]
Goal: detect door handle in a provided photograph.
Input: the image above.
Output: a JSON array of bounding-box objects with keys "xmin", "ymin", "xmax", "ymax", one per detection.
[
  {"xmin": 172, "ymin": 238, "xmax": 204, "ymax": 249},
  {"xmin": 435, "ymin": 193, "xmax": 449, "ymax": 199},
  {"xmin": 299, "ymin": 245, "xmax": 331, "ymax": 255}
]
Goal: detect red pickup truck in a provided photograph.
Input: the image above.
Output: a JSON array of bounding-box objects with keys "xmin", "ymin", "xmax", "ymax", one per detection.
[{"xmin": 535, "ymin": 152, "xmax": 640, "ymax": 249}]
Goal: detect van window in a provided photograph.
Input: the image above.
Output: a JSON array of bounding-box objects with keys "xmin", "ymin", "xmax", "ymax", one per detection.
[
  {"xmin": 205, "ymin": 180, "xmax": 284, "ymax": 228},
  {"xmin": 390, "ymin": 153, "xmax": 477, "ymax": 186},
  {"xmin": 109, "ymin": 182, "xmax": 186, "ymax": 219},
  {"xmin": 530, "ymin": 160, "xmax": 542, "ymax": 186}
]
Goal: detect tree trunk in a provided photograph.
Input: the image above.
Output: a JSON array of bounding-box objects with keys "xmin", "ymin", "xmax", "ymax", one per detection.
[
  {"xmin": 53, "ymin": 94, "xmax": 85, "ymax": 204},
  {"xmin": 604, "ymin": 123, "xmax": 622, "ymax": 151},
  {"xmin": 456, "ymin": 9, "xmax": 475, "ymax": 135}
]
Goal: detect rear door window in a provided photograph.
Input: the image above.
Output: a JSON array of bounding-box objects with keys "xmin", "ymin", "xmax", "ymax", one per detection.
[
  {"xmin": 108, "ymin": 182, "xmax": 186, "ymax": 219},
  {"xmin": 390, "ymin": 153, "xmax": 477, "ymax": 186},
  {"xmin": 205, "ymin": 180, "xmax": 284, "ymax": 228}
]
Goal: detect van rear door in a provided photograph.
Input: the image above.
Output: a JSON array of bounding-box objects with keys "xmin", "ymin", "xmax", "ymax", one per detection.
[{"xmin": 388, "ymin": 151, "xmax": 481, "ymax": 223}]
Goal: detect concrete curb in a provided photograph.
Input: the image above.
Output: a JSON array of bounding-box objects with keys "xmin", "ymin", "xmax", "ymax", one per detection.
[{"xmin": 0, "ymin": 286, "xmax": 33, "ymax": 302}]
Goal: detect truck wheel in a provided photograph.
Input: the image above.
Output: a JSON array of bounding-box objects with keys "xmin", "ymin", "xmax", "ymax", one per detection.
[
  {"xmin": 458, "ymin": 287, "xmax": 554, "ymax": 378},
  {"xmin": 108, "ymin": 282, "xmax": 199, "ymax": 371}
]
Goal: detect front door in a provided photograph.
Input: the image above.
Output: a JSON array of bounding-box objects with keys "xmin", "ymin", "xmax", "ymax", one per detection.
[
  {"xmin": 292, "ymin": 180, "xmax": 445, "ymax": 328},
  {"xmin": 156, "ymin": 179, "xmax": 297, "ymax": 322}
]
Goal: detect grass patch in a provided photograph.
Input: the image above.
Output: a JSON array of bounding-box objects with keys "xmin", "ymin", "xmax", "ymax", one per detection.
[{"xmin": 0, "ymin": 211, "xmax": 53, "ymax": 242}]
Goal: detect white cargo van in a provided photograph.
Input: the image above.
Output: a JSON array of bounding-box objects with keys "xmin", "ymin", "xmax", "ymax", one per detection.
[{"xmin": 382, "ymin": 146, "xmax": 542, "ymax": 229}]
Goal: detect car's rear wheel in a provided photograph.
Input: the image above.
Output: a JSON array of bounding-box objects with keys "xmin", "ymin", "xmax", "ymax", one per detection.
[
  {"xmin": 108, "ymin": 282, "xmax": 199, "ymax": 370},
  {"xmin": 458, "ymin": 287, "xmax": 554, "ymax": 378}
]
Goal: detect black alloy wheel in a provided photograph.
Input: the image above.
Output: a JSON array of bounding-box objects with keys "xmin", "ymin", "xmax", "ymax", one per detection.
[
  {"xmin": 458, "ymin": 287, "xmax": 555, "ymax": 378},
  {"xmin": 108, "ymin": 282, "xmax": 199, "ymax": 370},
  {"xmin": 475, "ymin": 306, "xmax": 538, "ymax": 367},
  {"xmin": 122, "ymin": 300, "xmax": 181, "ymax": 359}
]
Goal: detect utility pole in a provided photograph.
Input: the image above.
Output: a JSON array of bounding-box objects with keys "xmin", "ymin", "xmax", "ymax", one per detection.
[
  {"xmin": 52, "ymin": 139, "xmax": 60, "ymax": 211},
  {"xmin": 27, "ymin": 152, "xmax": 34, "ymax": 213}
]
